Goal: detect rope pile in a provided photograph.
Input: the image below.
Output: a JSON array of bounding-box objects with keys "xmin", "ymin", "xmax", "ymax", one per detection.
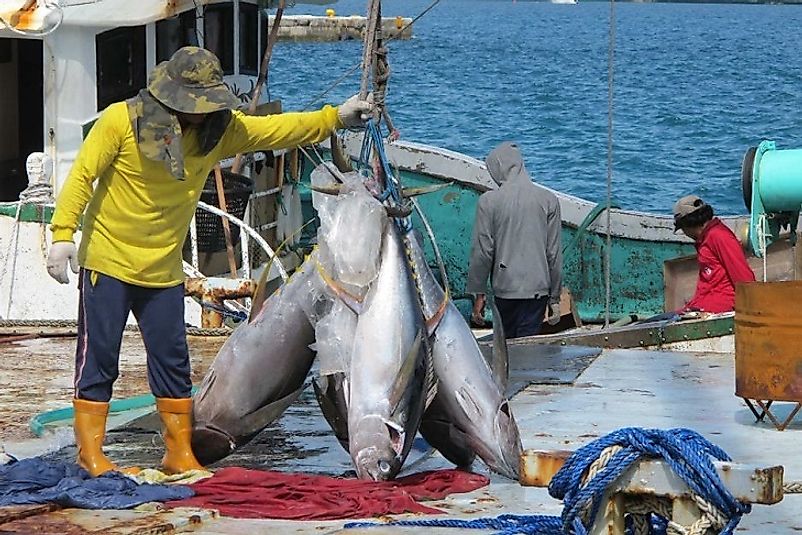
[
  {"xmin": 18, "ymin": 183, "xmax": 55, "ymax": 206},
  {"xmin": 344, "ymin": 428, "xmax": 753, "ymax": 535}
]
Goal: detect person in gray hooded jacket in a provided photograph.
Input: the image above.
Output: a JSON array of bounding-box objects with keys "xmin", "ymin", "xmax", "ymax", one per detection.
[{"xmin": 467, "ymin": 141, "xmax": 562, "ymax": 338}]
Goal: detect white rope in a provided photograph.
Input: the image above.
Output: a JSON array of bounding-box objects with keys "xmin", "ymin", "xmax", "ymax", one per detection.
[
  {"xmin": 579, "ymin": 445, "xmax": 734, "ymax": 534},
  {"xmin": 18, "ymin": 184, "xmax": 55, "ymax": 205},
  {"xmin": 783, "ymin": 480, "xmax": 802, "ymax": 494}
]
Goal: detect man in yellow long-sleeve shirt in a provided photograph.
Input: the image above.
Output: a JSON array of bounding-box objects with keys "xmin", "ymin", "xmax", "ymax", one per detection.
[{"xmin": 45, "ymin": 47, "xmax": 373, "ymax": 477}]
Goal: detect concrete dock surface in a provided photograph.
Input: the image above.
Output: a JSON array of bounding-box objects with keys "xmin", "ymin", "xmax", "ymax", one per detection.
[{"xmin": 0, "ymin": 335, "xmax": 800, "ymax": 532}]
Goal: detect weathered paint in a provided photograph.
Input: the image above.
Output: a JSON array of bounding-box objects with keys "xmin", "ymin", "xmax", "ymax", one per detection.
[
  {"xmin": 0, "ymin": 506, "xmax": 216, "ymax": 534},
  {"xmin": 498, "ymin": 315, "xmax": 735, "ymax": 350},
  {"xmin": 60, "ymin": 0, "xmax": 202, "ymax": 28},
  {"xmin": 267, "ymin": 15, "xmax": 413, "ymax": 42},
  {"xmin": 520, "ymin": 449, "xmax": 783, "ymax": 505},
  {"xmin": 184, "ymin": 276, "xmax": 255, "ymax": 328},
  {"xmin": 0, "ymin": 203, "xmax": 54, "ymax": 223},
  {"xmin": 519, "ymin": 449, "xmax": 571, "ymax": 487},
  {"xmin": 735, "ymin": 281, "xmax": 802, "ymax": 421}
]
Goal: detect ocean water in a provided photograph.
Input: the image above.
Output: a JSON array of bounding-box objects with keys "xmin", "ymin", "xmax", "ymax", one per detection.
[{"xmin": 270, "ymin": 0, "xmax": 802, "ymax": 215}]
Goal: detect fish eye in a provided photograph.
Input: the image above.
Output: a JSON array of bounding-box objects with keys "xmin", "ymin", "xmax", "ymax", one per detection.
[{"xmin": 379, "ymin": 460, "xmax": 391, "ymax": 473}]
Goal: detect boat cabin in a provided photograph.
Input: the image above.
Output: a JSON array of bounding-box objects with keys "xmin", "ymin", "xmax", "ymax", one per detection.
[{"xmin": 0, "ymin": 0, "xmax": 275, "ymax": 201}]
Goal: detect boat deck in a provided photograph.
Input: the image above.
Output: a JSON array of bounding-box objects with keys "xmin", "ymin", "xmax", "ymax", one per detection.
[{"xmin": 0, "ymin": 335, "xmax": 800, "ymax": 532}]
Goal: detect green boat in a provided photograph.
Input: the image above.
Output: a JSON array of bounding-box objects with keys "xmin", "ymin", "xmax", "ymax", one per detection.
[{"xmin": 295, "ymin": 132, "xmax": 795, "ymax": 325}]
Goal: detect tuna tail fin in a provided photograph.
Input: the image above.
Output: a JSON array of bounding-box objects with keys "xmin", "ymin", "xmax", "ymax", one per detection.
[
  {"xmin": 249, "ymin": 219, "xmax": 315, "ymax": 322},
  {"xmin": 331, "ymin": 131, "xmax": 354, "ymax": 173},
  {"xmin": 249, "ymin": 264, "xmax": 274, "ymax": 323},
  {"xmin": 308, "ymin": 183, "xmax": 343, "ymax": 196},
  {"xmin": 489, "ymin": 299, "xmax": 509, "ymax": 393}
]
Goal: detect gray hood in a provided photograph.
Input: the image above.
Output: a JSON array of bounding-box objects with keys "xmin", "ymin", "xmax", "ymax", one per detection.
[{"xmin": 485, "ymin": 142, "xmax": 529, "ymax": 186}]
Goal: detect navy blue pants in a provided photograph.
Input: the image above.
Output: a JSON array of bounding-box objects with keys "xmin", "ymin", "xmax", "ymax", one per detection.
[
  {"xmin": 494, "ymin": 296, "xmax": 549, "ymax": 339},
  {"xmin": 74, "ymin": 269, "xmax": 191, "ymax": 402}
]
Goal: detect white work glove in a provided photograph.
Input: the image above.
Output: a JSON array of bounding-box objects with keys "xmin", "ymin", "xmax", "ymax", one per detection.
[
  {"xmin": 337, "ymin": 93, "xmax": 374, "ymax": 129},
  {"xmin": 46, "ymin": 241, "xmax": 79, "ymax": 284},
  {"xmin": 546, "ymin": 301, "xmax": 561, "ymax": 326}
]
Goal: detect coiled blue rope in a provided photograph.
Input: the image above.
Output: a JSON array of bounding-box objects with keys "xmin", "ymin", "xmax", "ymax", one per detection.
[
  {"xmin": 343, "ymin": 427, "xmax": 751, "ymax": 535},
  {"xmin": 550, "ymin": 427, "xmax": 750, "ymax": 535}
]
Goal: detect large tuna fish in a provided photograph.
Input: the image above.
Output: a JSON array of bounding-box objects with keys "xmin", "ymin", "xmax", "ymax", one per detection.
[
  {"xmin": 347, "ymin": 224, "xmax": 434, "ymax": 481},
  {"xmin": 191, "ymin": 255, "xmax": 322, "ymax": 465},
  {"xmin": 404, "ymin": 229, "xmax": 522, "ymax": 479}
]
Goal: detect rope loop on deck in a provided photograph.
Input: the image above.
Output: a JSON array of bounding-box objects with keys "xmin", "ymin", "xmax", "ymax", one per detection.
[
  {"xmin": 550, "ymin": 427, "xmax": 750, "ymax": 535},
  {"xmin": 344, "ymin": 427, "xmax": 751, "ymax": 535}
]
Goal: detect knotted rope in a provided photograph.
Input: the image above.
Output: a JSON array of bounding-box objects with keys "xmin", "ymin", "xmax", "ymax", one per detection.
[{"xmin": 345, "ymin": 427, "xmax": 752, "ymax": 535}]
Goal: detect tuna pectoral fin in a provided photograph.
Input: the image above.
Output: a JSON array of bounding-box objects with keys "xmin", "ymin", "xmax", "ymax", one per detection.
[
  {"xmin": 489, "ymin": 299, "xmax": 509, "ymax": 392},
  {"xmin": 331, "ymin": 132, "xmax": 354, "ymax": 173},
  {"xmin": 312, "ymin": 373, "xmax": 350, "ymax": 450},
  {"xmin": 236, "ymin": 384, "xmax": 306, "ymax": 439},
  {"xmin": 388, "ymin": 329, "xmax": 425, "ymax": 412}
]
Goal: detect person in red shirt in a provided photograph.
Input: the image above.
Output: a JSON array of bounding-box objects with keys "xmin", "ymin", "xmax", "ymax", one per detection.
[{"xmin": 673, "ymin": 195, "xmax": 756, "ymax": 313}]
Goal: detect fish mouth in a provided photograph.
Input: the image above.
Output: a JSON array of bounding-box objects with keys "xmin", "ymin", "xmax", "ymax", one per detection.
[
  {"xmin": 354, "ymin": 446, "xmax": 401, "ymax": 481},
  {"xmin": 484, "ymin": 447, "xmax": 521, "ymax": 480},
  {"xmin": 487, "ymin": 402, "xmax": 523, "ymax": 480},
  {"xmin": 471, "ymin": 401, "xmax": 523, "ymax": 480},
  {"xmin": 191, "ymin": 423, "xmax": 237, "ymax": 466}
]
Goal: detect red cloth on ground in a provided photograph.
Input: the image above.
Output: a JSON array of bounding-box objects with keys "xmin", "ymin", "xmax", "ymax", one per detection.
[{"xmin": 166, "ymin": 467, "xmax": 489, "ymax": 520}]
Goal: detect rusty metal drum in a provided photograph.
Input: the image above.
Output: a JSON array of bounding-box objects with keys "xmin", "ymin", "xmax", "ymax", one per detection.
[{"xmin": 735, "ymin": 280, "xmax": 802, "ymax": 403}]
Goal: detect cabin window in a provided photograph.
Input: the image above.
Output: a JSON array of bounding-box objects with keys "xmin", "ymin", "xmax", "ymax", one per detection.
[
  {"xmin": 239, "ymin": 3, "xmax": 259, "ymax": 75},
  {"xmin": 204, "ymin": 4, "xmax": 234, "ymax": 75},
  {"xmin": 156, "ymin": 10, "xmax": 199, "ymax": 63},
  {"xmin": 96, "ymin": 26, "xmax": 146, "ymax": 111}
]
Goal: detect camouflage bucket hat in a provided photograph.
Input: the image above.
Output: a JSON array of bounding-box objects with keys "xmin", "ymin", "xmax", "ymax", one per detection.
[{"xmin": 148, "ymin": 46, "xmax": 240, "ymax": 114}]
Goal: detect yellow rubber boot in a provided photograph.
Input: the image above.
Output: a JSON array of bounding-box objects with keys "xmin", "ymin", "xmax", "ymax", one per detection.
[
  {"xmin": 73, "ymin": 398, "xmax": 119, "ymax": 477},
  {"xmin": 156, "ymin": 397, "xmax": 205, "ymax": 474},
  {"xmin": 73, "ymin": 399, "xmax": 141, "ymax": 476}
]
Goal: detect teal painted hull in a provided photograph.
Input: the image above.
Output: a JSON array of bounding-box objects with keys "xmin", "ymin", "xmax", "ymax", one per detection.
[{"xmin": 299, "ymin": 158, "xmax": 696, "ymax": 322}]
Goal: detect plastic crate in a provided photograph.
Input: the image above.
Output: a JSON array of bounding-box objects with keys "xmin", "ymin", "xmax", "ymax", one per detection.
[{"xmin": 194, "ymin": 171, "xmax": 254, "ymax": 253}]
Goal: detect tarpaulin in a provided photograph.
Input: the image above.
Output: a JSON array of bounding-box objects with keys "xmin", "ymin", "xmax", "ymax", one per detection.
[
  {"xmin": 167, "ymin": 468, "xmax": 489, "ymax": 520},
  {"xmin": 0, "ymin": 458, "xmax": 193, "ymax": 509}
]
